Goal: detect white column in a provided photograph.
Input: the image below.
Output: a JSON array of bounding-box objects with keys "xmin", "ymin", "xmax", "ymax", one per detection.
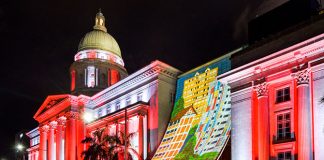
[
  {"xmin": 39, "ymin": 125, "xmax": 49, "ymax": 160},
  {"xmin": 28, "ymin": 151, "xmax": 32, "ymax": 160},
  {"xmin": 56, "ymin": 117, "xmax": 66, "ymax": 160},
  {"xmin": 35, "ymin": 151, "xmax": 39, "ymax": 160},
  {"xmin": 65, "ymin": 111, "xmax": 78, "ymax": 160},
  {"xmin": 48, "ymin": 121, "xmax": 57, "ymax": 160},
  {"xmin": 255, "ymin": 82, "xmax": 269, "ymax": 160},
  {"xmin": 295, "ymin": 69, "xmax": 313, "ymax": 160}
]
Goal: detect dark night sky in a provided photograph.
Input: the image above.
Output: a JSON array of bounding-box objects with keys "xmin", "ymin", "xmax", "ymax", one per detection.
[{"xmin": 0, "ymin": 0, "xmax": 261, "ymax": 158}]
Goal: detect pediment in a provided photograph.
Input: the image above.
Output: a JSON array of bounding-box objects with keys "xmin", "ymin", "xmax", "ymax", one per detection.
[{"xmin": 34, "ymin": 94, "xmax": 70, "ymax": 122}]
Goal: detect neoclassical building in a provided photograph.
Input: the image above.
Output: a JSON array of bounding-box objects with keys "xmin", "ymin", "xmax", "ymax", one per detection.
[
  {"xmin": 219, "ymin": 27, "xmax": 324, "ymax": 159},
  {"xmin": 26, "ymin": 9, "xmax": 324, "ymax": 160},
  {"xmin": 26, "ymin": 11, "xmax": 181, "ymax": 160}
]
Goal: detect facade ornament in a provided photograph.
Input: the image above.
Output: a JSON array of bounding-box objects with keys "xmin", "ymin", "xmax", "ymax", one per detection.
[
  {"xmin": 57, "ymin": 116, "xmax": 67, "ymax": 126},
  {"xmin": 138, "ymin": 112, "xmax": 146, "ymax": 117},
  {"xmin": 49, "ymin": 121, "xmax": 58, "ymax": 129},
  {"xmin": 66, "ymin": 111, "xmax": 80, "ymax": 120},
  {"xmin": 294, "ymin": 69, "xmax": 310, "ymax": 85},
  {"xmin": 39, "ymin": 125, "xmax": 50, "ymax": 133},
  {"xmin": 255, "ymin": 82, "xmax": 268, "ymax": 97}
]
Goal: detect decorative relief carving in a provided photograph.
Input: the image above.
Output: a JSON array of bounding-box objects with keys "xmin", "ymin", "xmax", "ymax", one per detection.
[
  {"xmin": 49, "ymin": 121, "xmax": 58, "ymax": 129},
  {"xmin": 255, "ymin": 82, "xmax": 268, "ymax": 97},
  {"xmin": 39, "ymin": 125, "xmax": 49, "ymax": 133},
  {"xmin": 45, "ymin": 100, "xmax": 57, "ymax": 109},
  {"xmin": 57, "ymin": 116, "xmax": 67, "ymax": 126},
  {"xmin": 137, "ymin": 112, "xmax": 146, "ymax": 117},
  {"xmin": 294, "ymin": 69, "xmax": 310, "ymax": 85},
  {"xmin": 66, "ymin": 111, "xmax": 79, "ymax": 120}
]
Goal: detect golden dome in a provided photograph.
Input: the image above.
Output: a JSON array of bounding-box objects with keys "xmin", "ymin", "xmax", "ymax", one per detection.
[{"xmin": 78, "ymin": 10, "xmax": 122, "ymax": 58}]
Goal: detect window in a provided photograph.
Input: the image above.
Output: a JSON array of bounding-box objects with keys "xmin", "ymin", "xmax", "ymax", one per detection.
[
  {"xmin": 277, "ymin": 151, "xmax": 292, "ymax": 160},
  {"xmin": 106, "ymin": 105, "xmax": 111, "ymax": 114},
  {"xmin": 98, "ymin": 109, "xmax": 102, "ymax": 117},
  {"xmin": 137, "ymin": 93, "xmax": 143, "ymax": 101},
  {"xmin": 126, "ymin": 98, "xmax": 131, "ymax": 105},
  {"xmin": 71, "ymin": 70, "xmax": 75, "ymax": 91},
  {"xmin": 107, "ymin": 69, "xmax": 111, "ymax": 86},
  {"xmin": 87, "ymin": 66, "xmax": 96, "ymax": 87},
  {"xmin": 277, "ymin": 113, "xmax": 291, "ymax": 140},
  {"xmin": 110, "ymin": 69, "xmax": 120, "ymax": 85},
  {"xmin": 116, "ymin": 102, "xmax": 120, "ymax": 110},
  {"xmin": 276, "ymin": 87, "xmax": 290, "ymax": 103}
]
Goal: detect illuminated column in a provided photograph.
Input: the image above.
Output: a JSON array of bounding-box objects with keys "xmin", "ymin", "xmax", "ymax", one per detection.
[
  {"xmin": 28, "ymin": 151, "xmax": 31, "ymax": 160},
  {"xmin": 33, "ymin": 151, "xmax": 36, "ymax": 160},
  {"xmin": 65, "ymin": 111, "xmax": 78, "ymax": 160},
  {"xmin": 295, "ymin": 69, "xmax": 313, "ymax": 160},
  {"xmin": 48, "ymin": 121, "xmax": 57, "ymax": 160},
  {"xmin": 39, "ymin": 125, "xmax": 49, "ymax": 160},
  {"xmin": 31, "ymin": 151, "xmax": 34, "ymax": 160},
  {"xmin": 138, "ymin": 114, "xmax": 144, "ymax": 158},
  {"xmin": 56, "ymin": 117, "xmax": 66, "ymax": 160},
  {"xmin": 77, "ymin": 115, "xmax": 86, "ymax": 160},
  {"xmin": 35, "ymin": 151, "xmax": 39, "ymax": 160},
  {"xmin": 255, "ymin": 82, "xmax": 269, "ymax": 160}
]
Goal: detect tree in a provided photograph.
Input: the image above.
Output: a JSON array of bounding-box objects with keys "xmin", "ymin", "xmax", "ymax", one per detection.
[
  {"xmin": 106, "ymin": 132, "xmax": 142, "ymax": 160},
  {"xmin": 81, "ymin": 128, "xmax": 109, "ymax": 160},
  {"xmin": 81, "ymin": 128, "xmax": 142, "ymax": 160}
]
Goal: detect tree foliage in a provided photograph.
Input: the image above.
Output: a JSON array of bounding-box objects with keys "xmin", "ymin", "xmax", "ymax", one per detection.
[
  {"xmin": 171, "ymin": 97, "xmax": 184, "ymax": 119},
  {"xmin": 81, "ymin": 128, "xmax": 142, "ymax": 160}
]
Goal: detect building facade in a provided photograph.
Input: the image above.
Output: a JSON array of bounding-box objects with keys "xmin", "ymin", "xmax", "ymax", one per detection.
[
  {"xmin": 26, "ymin": 11, "xmax": 181, "ymax": 160},
  {"xmin": 26, "ymin": 8, "xmax": 324, "ymax": 160},
  {"xmin": 220, "ymin": 33, "xmax": 324, "ymax": 160}
]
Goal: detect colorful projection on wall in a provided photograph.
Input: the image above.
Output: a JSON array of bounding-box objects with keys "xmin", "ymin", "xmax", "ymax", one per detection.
[{"xmin": 153, "ymin": 63, "xmax": 231, "ymax": 160}]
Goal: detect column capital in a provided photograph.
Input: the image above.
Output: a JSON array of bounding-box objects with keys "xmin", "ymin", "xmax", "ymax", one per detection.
[
  {"xmin": 254, "ymin": 82, "xmax": 268, "ymax": 97},
  {"xmin": 293, "ymin": 69, "xmax": 310, "ymax": 86},
  {"xmin": 57, "ymin": 116, "xmax": 67, "ymax": 126},
  {"xmin": 138, "ymin": 112, "xmax": 146, "ymax": 117},
  {"xmin": 65, "ymin": 111, "xmax": 79, "ymax": 120},
  {"xmin": 39, "ymin": 125, "xmax": 50, "ymax": 133},
  {"xmin": 49, "ymin": 121, "xmax": 58, "ymax": 129}
]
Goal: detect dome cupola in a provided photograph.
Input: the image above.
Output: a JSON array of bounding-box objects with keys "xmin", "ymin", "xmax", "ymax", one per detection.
[
  {"xmin": 70, "ymin": 10, "xmax": 128, "ymax": 96},
  {"xmin": 75, "ymin": 10, "xmax": 124, "ymax": 66}
]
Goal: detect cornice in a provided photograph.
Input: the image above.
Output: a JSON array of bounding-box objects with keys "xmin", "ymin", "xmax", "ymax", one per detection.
[
  {"xmin": 218, "ymin": 34, "xmax": 324, "ymax": 85},
  {"xmin": 86, "ymin": 102, "xmax": 149, "ymax": 129},
  {"xmin": 86, "ymin": 60, "xmax": 181, "ymax": 108},
  {"xmin": 26, "ymin": 127, "xmax": 39, "ymax": 138}
]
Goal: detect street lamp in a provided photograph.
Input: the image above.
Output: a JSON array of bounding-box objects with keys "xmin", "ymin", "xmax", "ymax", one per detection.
[
  {"xmin": 16, "ymin": 143, "xmax": 25, "ymax": 160},
  {"xmin": 16, "ymin": 144, "xmax": 24, "ymax": 151},
  {"xmin": 83, "ymin": 111, "xmax": 94, "ymax": 123}
]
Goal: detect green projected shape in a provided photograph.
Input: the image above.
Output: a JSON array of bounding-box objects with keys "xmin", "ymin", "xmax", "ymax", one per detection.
[{"xmin": 153, "ymin": 67, "xmax": 231, "ymax": 160}]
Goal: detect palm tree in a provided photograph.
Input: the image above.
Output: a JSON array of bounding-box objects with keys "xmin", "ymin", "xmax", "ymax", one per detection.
[
  {"xmin": 81, "ymin": 128, "xmax": 109, "ymax": 160},
  {"xmin": 106, "ymin": 132, "xmax": 142, "ymax": 160},
  {"xmin": 81, "ymin": 128, "xmax": 142, "ymax": 160}
]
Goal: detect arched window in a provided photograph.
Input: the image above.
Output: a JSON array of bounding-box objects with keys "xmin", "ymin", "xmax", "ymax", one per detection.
[
  {"xmin": 107, "ymin": 69, "xmax": 111, "ymax": 86},
  {"xmin": 71, "ymin": 70, "xmax": 76, "ymax": 91},
  {"xmin": 87, "ymin": 66, "xmax": 96, "ymax": 87},
  {"xmin": 110, "ymin": 69, "xmax": 120, "ymax": 85}
]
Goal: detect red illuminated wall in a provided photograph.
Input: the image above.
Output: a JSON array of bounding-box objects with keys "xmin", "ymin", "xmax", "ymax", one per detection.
[
  {"xmin": 110, "ymin": 69, "xmax": 120, "ymax": 85},
  {"xmin": 71, "ymin": 70, "xmax": 75, "ymax": 91}
]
